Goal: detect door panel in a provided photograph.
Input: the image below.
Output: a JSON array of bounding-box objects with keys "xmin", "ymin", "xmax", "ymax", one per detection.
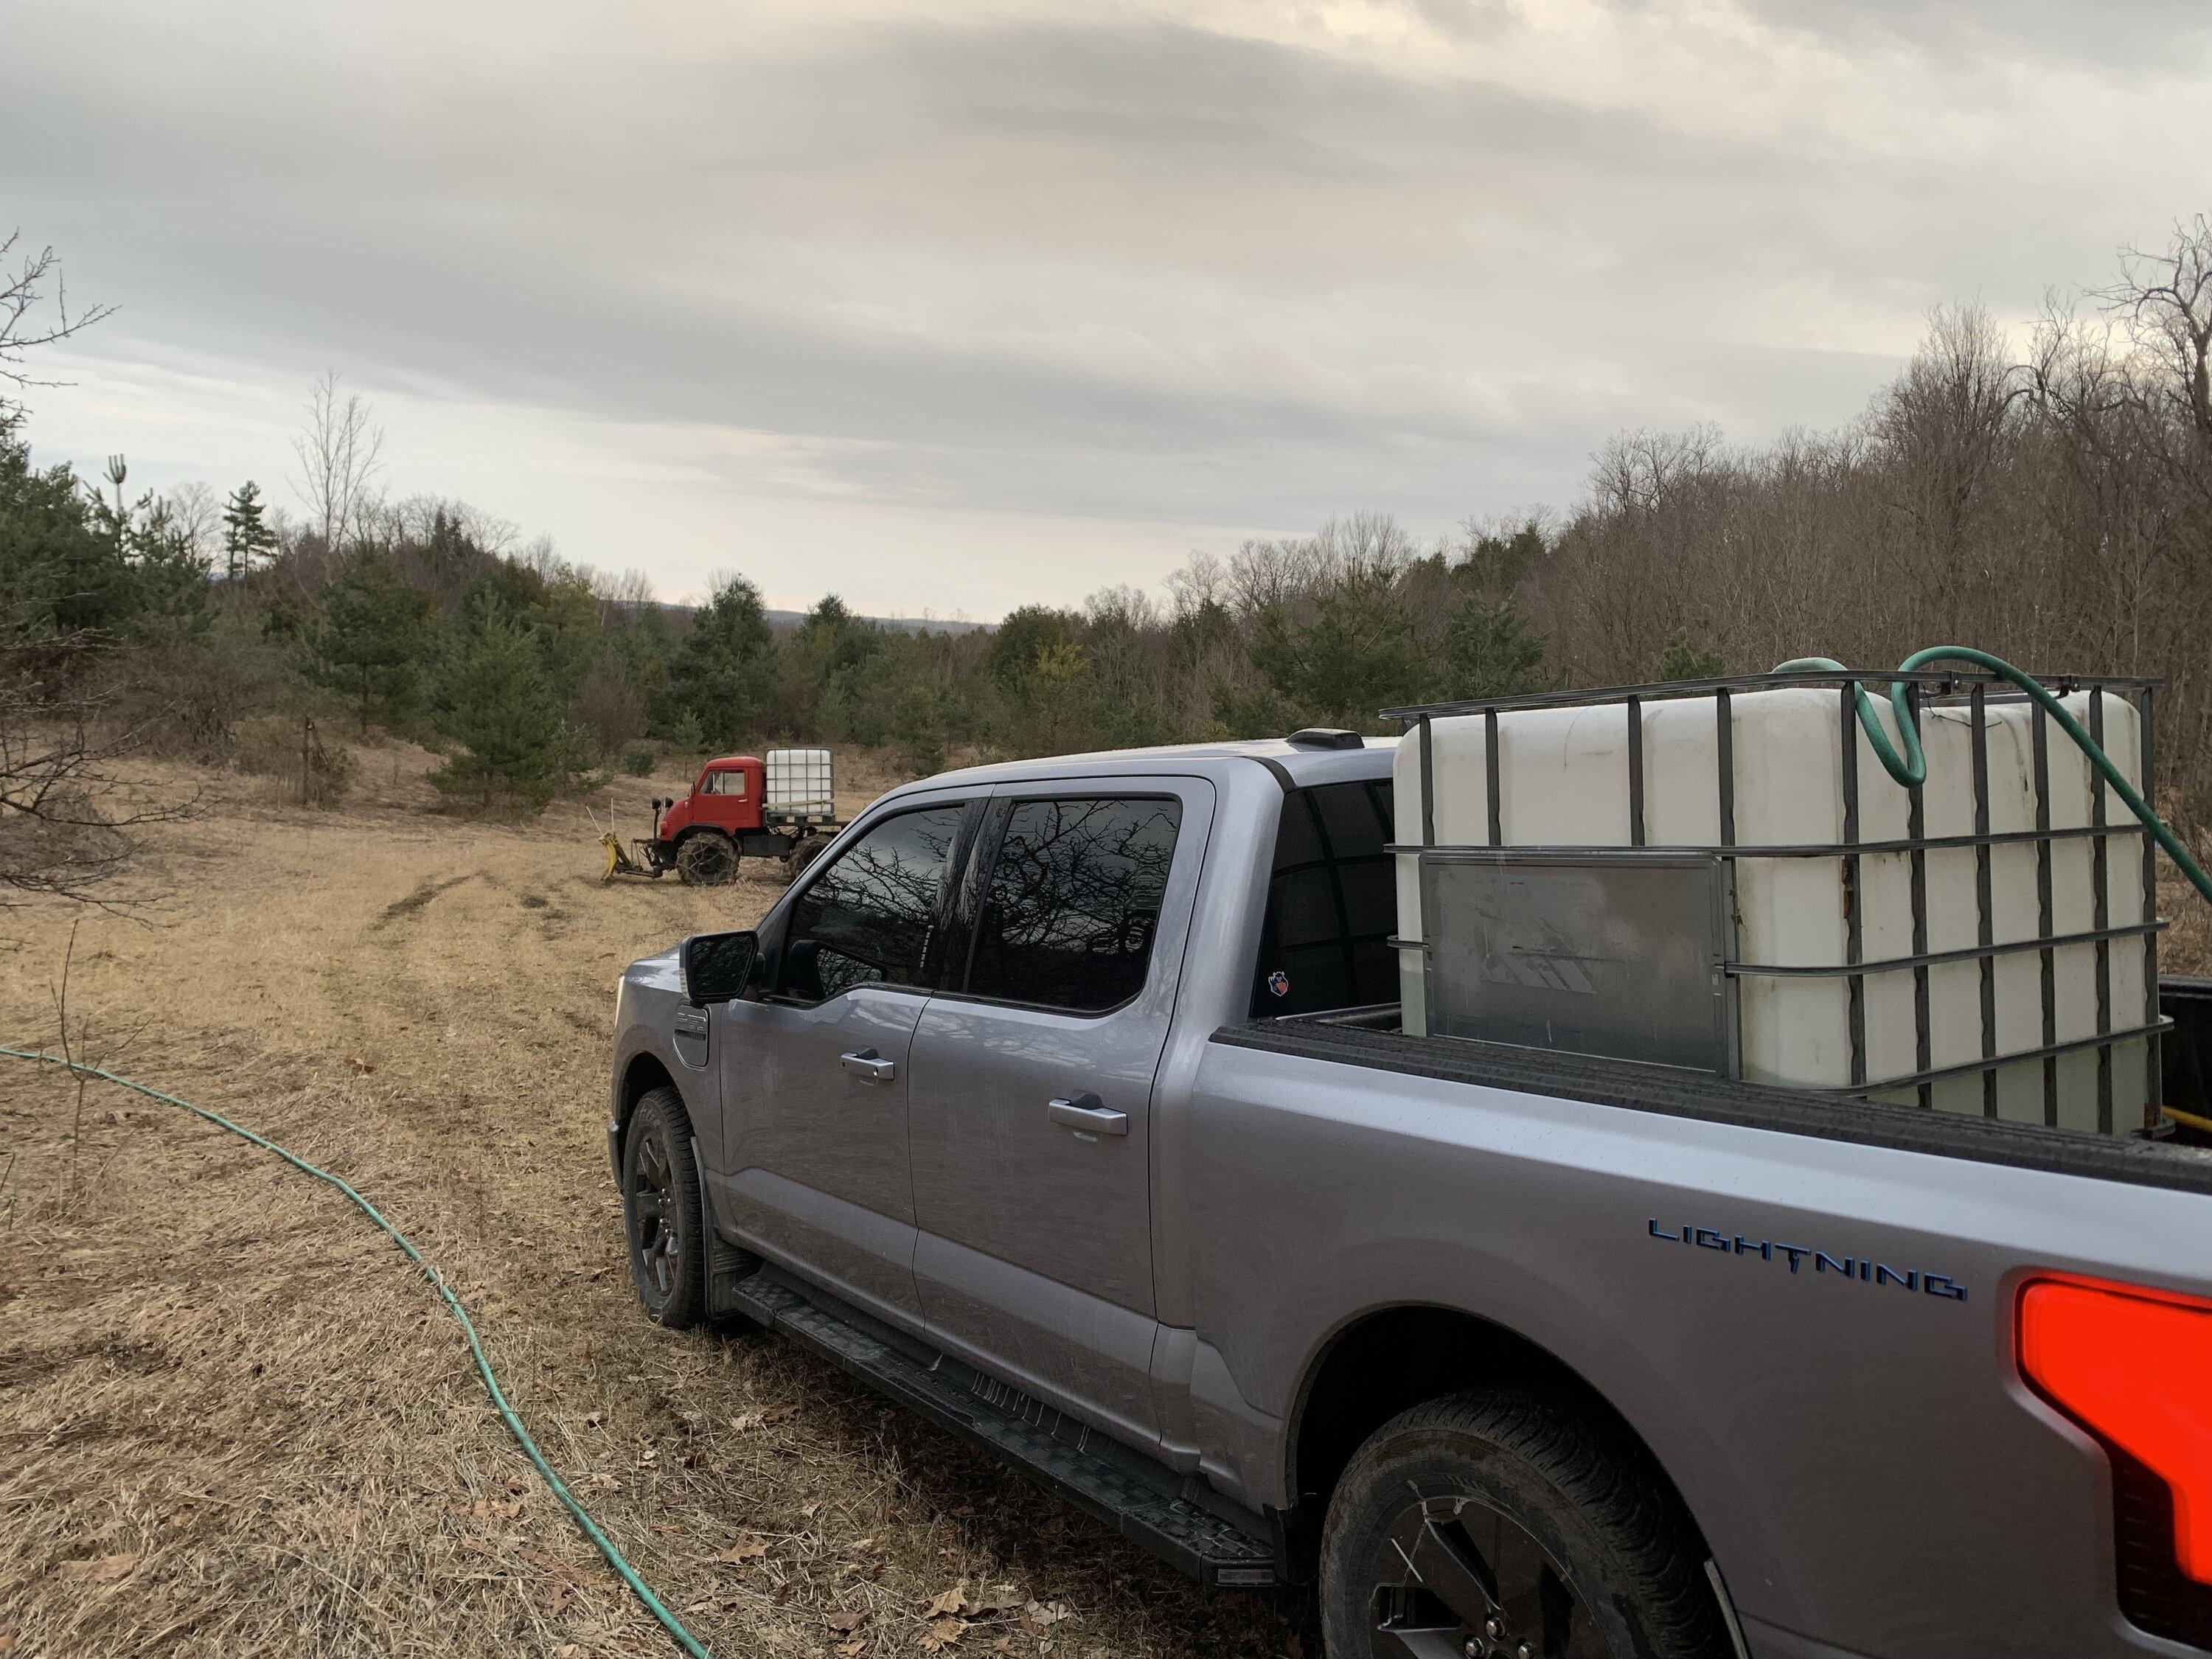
[
  {"xmin": 908, "ymin": 782, "xmax": 1214, "ymax": 1444},
  {"xmin": 710, "ymin": 799, "xmax": 972, "ymax": 1329},
  {"xmin": 712, "ymin": 988, "xmax": 926, "ymax": 1321}
]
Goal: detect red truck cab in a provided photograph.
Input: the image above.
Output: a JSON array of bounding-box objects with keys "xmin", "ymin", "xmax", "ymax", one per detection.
[{"xmin": 658, "ymin": 757, "xmax": 768, "ymax": 840}]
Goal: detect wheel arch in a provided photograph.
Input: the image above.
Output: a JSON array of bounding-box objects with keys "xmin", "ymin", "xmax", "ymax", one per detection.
[
  {"xmin": 1281, "ymin": 1302, "xmax": 1717, "ymax": 1581},
  {"xmin": 615, "ymin": 1051, "xmax": 680, "ymax": 1150}
]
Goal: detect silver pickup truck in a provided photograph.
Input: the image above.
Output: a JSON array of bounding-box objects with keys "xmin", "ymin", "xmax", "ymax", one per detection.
[{"xmin": 607, "ymin": 734, "xmax": 2212, "ymax": 1659}]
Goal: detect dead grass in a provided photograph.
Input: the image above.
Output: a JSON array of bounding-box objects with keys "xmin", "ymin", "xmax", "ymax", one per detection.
[
  {"xmin": 0, "ymin": 744, "xmax": 1306, "ymax": 1659},
  {"xmin": 15, "ymin": 737, "xmax": 2198, "ymax": 1658}
]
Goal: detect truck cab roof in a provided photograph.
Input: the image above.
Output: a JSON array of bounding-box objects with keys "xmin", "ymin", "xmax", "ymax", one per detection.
[{"xmin": 894, "ymin": 734, "xmax": 1398, "ymax": 798}]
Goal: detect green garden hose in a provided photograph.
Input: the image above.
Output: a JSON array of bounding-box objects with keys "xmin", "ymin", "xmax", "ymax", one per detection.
[
  {"xmin": 0, "ymin": 1046, "xmax": 720, "ymax": 1659},
  {"xmin": 1771, "ymin": 647, "xmax": 2212, "ymax": 910}
]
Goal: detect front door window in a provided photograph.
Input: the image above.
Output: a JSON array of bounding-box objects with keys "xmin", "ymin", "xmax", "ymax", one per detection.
[{"xmin": 782, "ymin": 806, "xmax": 964, "ymax": 1001}]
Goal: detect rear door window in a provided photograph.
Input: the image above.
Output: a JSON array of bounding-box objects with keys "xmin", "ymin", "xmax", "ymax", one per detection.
[
  {"xmin": 964, "ymin": 797, "xmax": 1183, "ymax": 1012},
  {"xmin": 1251, "ymin": 779, "xmax": 1397, "ymax": 1016}
]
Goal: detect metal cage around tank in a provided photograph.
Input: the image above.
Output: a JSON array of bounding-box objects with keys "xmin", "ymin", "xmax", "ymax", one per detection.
[
  {"xmin": 764, "ymin": 748, "xmax": 837, "ymax": 821},
  {"xmin": 1382, "ymin": 666, "xmax": 2171, "ymax": 1134}
]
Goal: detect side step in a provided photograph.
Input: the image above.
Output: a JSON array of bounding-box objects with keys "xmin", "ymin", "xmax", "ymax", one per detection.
[{"xmin": 726, "ymin": 1265, "xmax": 1282, "ymax": 1588}]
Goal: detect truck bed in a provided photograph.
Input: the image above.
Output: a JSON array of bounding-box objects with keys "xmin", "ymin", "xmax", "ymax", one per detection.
[{"xmin": 1217, "ymin": 1004, "xmax": 2212, "ymax": 1197}]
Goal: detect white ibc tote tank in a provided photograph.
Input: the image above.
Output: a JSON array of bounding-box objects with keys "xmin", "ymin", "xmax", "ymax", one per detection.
[{"xmin": 1392, "ymin": 683, "xmax": 2154, "ymax": 1133}]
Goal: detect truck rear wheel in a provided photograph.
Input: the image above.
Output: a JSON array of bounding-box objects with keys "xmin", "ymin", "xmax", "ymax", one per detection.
[
  {"xmin": 783, "ymin": 833, "xmax": 832, "ymax": 883},
  {"xmin": 1318, "ymin": 1392, "xmax": 1726, "ymax": 1659},
  {"xmin": 675, "ymin": 832, "xmax": 737, "ymax": 886},
  {"xmin": 621, "ymin": 1088, "xmax": 706, "ymax": 1329}
]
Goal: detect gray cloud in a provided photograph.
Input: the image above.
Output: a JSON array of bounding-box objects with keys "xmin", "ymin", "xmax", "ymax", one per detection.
[
  {"xmin": 1733, "ymin": 0, "xmax": 2212, "ymax": 74},
  {"xmin": 4, "ymin": 1, "xmax": 2207, "ymax": 609}
]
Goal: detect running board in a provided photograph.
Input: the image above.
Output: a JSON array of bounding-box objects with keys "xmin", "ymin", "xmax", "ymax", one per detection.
[{"xmin": 725, "ymin": 1265, "xmax": 1282, "ymax": 1588}]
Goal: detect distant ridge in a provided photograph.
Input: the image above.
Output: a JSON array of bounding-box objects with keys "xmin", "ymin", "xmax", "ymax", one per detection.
[
  {"xmin": 607, "ymin": 599, "xmax": 992, "ymax": 635},
  {"xmin": 764, "ymin": 609, "xmax": 990, "ymax": 636}
]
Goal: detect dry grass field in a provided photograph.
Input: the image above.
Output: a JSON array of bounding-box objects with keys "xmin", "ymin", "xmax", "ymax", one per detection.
[
  {"xmin": 7, "ymin": 740, "xmax": 2209, "ymax": 1659},
  {"xmin": 0, "ymin": 745, "xmax": 1307, "ymax": 1659}
]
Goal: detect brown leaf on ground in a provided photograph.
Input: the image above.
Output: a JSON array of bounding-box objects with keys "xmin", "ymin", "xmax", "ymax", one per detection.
[
  {"xmin": 716, "ymin": 1534, "xmax": 770, "ymax": 1562},
  {"xmin": 63, "ymin": 1554, "xmax": 140, "ymax": 1584},
  {"xmin": 925, "ymin": 1586, "xmax": 967, "ymax": 1618}
]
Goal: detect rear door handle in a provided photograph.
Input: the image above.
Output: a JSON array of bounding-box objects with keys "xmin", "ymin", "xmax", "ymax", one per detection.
[
  {"xmin": 841, "ymin": 1048, "xmax": 897, "ymax": 1083},
  {"xmin": 1048, "ymin": 1093, "xmax": 1128, "ymax": 1138}
]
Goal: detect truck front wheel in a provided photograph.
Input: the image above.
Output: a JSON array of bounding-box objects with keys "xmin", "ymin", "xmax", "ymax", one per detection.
[
  {"xmin": 621, "ymin": 1088, "xmax": 706, "ymax": 1329},
  {"xmin": 675, "ymin": 832, "xmax": 738, "ymax": 886},
  {"xmin": 1318, "ymin": 1392, "xmax": 1726, "ymax": 1659}
]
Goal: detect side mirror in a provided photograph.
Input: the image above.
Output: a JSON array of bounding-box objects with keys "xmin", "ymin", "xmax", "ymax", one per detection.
[{"xmin": 681, "ymin": 930, "xmax": 757, "ymax": 1006}]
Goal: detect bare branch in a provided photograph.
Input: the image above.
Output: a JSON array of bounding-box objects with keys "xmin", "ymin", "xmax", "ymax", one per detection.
[{"xmin": 0, "ymin": 231, "xmax": 115, "ymax": 422}]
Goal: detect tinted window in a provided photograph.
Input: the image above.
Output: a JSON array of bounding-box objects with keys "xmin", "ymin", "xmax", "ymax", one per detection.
[
  {"xmin": 783, "ymin": 806, "xmax": 963, "ymax": 1000},
  {"xmin": 1251, "ymin": 780, "xmax": 1397, "ymax": 1017},
  {"xmin": 965, "ymin": 797, "xmax": 1183, "ymax": 1012}
]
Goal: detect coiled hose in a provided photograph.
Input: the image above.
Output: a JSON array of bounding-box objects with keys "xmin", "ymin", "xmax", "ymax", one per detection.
[
  {"xmin": 1771, "ymin": 647, "xmax": 2212, "ymax": 909},
  {"xmin": 0, "ymin": 1046, "xmax": 720, "ymax": 1659}
]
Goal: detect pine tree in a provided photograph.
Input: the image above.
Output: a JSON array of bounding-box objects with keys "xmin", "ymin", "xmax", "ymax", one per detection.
[
  {"xmin": 667, "ymin": 708, "xmax": 706, "ymax": 759},
  {"xmin": 220, "ymin": 481, "xmax": 277, "ymax": 580},
  {"xmin": 1250, "ymin": 566, "xmax": 1426, "ymax": 728},
  {"xmin": 0, "ymin": 422, "xmax": 129, "ymax": 634},
  {"xmin": 669, "ymin": 574, "xmax": 776, "ymax": 747},
  {"xmin": 123, "ymin": 496, "xmax": 213, "ymax": 644},
  {"xmin": 986, "ymin": 605, "xmax": 1082, "ymax": 689},
  {"xmin": 313, "ymin": 546, "xmax": 431, "ymax": 732},
  {"xmin": 1441, "ymin": 597, "xmax": 1551, "ymax": 700},
  {"xmin": 431, "ymin": 606, "xmax": 593, "ymax": 810},
  {"xmin": 1654, "ymin": 625, "xmax": 1725, "ymax": 682}
]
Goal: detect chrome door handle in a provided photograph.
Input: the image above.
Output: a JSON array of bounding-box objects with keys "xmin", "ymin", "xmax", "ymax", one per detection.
[
  {"xmin": 1048, "ymin": 1093, "xmax": 1128, "ymax": 1138},
  {"xmin": 841, "ymin": 1048, "xmax": 896, "ymax": 1083}
]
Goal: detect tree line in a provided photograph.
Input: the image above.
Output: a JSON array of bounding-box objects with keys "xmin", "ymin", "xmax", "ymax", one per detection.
[{"xmin": 6, "ymin": 217, "xmax": 2212, "ymax": 903}]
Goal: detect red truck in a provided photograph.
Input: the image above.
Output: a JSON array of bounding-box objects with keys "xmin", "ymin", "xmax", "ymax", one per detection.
[{"xmin": 602, "ymin": 748, "xmax": 842, "ymax": 886}]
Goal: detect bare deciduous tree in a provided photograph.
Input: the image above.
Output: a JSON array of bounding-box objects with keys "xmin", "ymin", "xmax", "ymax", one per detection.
[
  {"xmin": 161, "ymin": 479, "xmax": 223, "ymax": 565},
  {"xmin": 0, "ymin": 634, "xmax": 192, "ymax": 907},
  {"xmin": 288, "ymin": 369, "xmax": 385, "ymax": 549},
  {"xmin": 2102, "ymin": 215, "xmax": 2212, "ymax": 453},
  {"xmin": 0, "ymin": 232, "xmax": 113, "ymax": 427}
]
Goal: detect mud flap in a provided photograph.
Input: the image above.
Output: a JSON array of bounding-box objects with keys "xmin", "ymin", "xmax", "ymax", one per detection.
[{"xmin": 689, "ymin": 1135, "xmax": 760, "ymax": 1322}]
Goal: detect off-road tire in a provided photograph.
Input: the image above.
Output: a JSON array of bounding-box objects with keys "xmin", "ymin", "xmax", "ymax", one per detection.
[
  {"xmin": 1318, "ymin": 1391, "xmax": 1726, "ymax": 1659},
  {"xmin": 675, "ymin": 832, "xmax": 738, "ymax": 886},
  {"xmin": 621, "ymin": 1088, "xmax": 706, "ymax": 1329}
]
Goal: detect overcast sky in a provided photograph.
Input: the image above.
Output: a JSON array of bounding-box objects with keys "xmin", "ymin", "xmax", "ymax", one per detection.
[{"xmin": 7, "ymin": 1, "xmax": 2209, "ymax": 616}]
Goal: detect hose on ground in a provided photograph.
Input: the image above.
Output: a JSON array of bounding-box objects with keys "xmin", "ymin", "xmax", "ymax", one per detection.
[
  {"xmin": 0, "ymin": 1045, "xmax": 720, "ymax": 1659},
  {"xmin": 1770, "ymin": 647, "xmax": 2212, "ymax": 910}
]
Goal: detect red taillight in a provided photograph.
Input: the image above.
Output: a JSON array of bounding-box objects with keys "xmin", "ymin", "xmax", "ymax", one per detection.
[{"xmin": 2020, "ymin": 1277, "xmax": 2212, "ymax": 1585}]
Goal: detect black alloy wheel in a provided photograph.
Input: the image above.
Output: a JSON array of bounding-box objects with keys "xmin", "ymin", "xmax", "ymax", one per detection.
[
  {"xmin": 1319, "ymin": 1393, "xmax": 1727, "ymax": 1659},
  {"xmin": 1369, "ymin": 1495, "xmax": 1602, "ymax": 1658},
  {"xmin": 621, "ymin": 1088, "xmax": 704, "ymax": 1327}
]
